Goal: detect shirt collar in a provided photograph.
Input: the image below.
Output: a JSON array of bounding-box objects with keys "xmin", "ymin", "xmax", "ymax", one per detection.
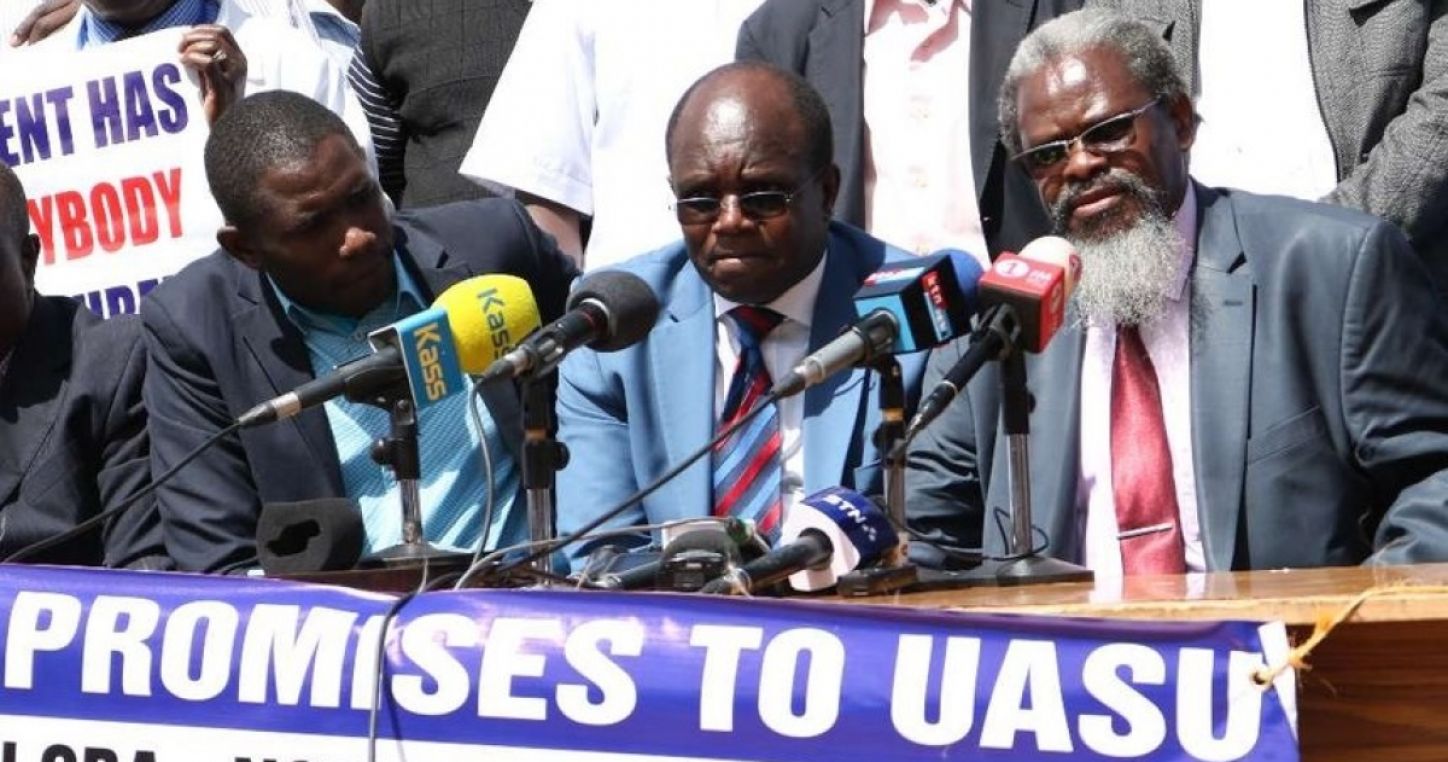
[
  {"xmin": 1165, "ymin": 182, "xmax": 1199, "ymax": 303},
  {"xmin": 270, "ymin": 253, "xmax": 426, "ymax": 335},
  {"xmin": 78, "ymin": 0, "xmax": 219, "ymax": 46},
  {"xmin": 305, "ymin": 0, "xmax": 358, "ymax": 29},
  {"xmin": 713, "ymin": 249, "xmax": 828, "ymax": 329}
]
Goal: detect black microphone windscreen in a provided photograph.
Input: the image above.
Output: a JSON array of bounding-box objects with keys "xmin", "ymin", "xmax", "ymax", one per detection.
[
  {"xmin": 568, "ymin": 271, "xmax": 661, "ymax": 352},
  {"xmin": 662, "ymin": 528, "xmax": 744, "ymax": 563},
  {"xmin": 256, "ymin": 498, "xmax": 364, "ymax": 575},
  {"xmin": 657, "ymin": 527, "xmax": 743, "ymax": 592}
]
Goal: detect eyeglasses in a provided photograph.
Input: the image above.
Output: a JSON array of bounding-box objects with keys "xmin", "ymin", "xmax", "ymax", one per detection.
[
  {"xmin": 1012, "ymin": 96, "xmax": 1163, "ymax": 176},
  {"xmin": 672, "ymin": 167, "xmax": 826, "ymax": 225}
]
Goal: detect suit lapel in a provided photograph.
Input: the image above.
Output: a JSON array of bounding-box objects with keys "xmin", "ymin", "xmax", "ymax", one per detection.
[
  {"xmin": 803, "ymin": 244, "xmax": 870, "ymax": 492},
  {"xmin": 0, "ymin": 298, "xmax": 72, "ymax": 507},
  {"xmin": 399, "ymin": 222, "xmax": 474, "ymax": 302},
  {"xmin": 237, "ymin": 274, "xmax": 345, "ymax": 493},
  {"xmin": 1188, "ymin": 185, "xmax": 1253, "ymax": 570},
  {"xmin": 649, "ymin": 264, "xmax": 716, "ymax": 513},
  {"xmin": 810, "ymin": 0, "xmax": 867, "ymax": 224}
]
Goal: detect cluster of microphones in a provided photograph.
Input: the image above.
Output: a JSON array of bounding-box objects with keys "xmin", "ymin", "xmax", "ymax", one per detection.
[{"xmin": 235, "ymin": 235, "xmax": 1081, "ymax": 594}]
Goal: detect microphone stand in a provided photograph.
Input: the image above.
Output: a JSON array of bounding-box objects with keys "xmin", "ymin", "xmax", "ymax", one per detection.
[
  {"xmin": 836, "ymin": 356, "xmax": 919, "ymax": 596},
  {"xmin": 521, "ymin": 378, "xmax": 569, "ymax": 577},
  {"xmin": 992, "ymin": 348, "xmax": 1093, "ymax": 586},
  {"xmin": 369, "ymin": 397, "xmax": 468, "ymax": 567}
]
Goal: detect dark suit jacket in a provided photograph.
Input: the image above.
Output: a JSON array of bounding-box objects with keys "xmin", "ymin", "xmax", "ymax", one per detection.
[
  {"xmin": 907, "ymin": 184, "xmax": 1448, "ymax": 570},
  {"xmin": 358, "ymin": 0, "xmax": 529, "ymax": 207},
  {"xmin": 0, "ymin": 296, "xmax": 162, "ymax": 567},
  {"xmin": 736, "ymin": 0, "xmax": 1081, "ymax": 257},
  {"xmin": 141, "ymin": 199, "xmax": 578, "ymax": 573}
]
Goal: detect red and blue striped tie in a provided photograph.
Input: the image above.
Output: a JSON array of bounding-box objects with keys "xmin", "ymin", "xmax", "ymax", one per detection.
[{"xmin": 712, "ymin": 306, "xmax": 785, "ymax": 538}]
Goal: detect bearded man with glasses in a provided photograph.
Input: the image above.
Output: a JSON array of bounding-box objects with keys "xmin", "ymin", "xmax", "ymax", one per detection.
[
  {"xmin": 906, "ymin": 9, "xmax": 1448, "ymax": 575},
  {"xmin": 553, "ymin": 61, "xmax": 928, "ymax": 567}
]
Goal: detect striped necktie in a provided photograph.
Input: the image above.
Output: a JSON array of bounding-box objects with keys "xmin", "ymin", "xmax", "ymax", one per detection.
[{"xmin": 712, "ymin": 306, "xmax": 786, "ymax": 538}]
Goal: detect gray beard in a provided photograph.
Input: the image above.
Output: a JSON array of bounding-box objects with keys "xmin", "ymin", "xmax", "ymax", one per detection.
[
  {"xmin": 1052, "ymin": 170, "xmax": 1183, "ymax": 327},
  {"xmin": 1071, "ymin": 210, "xmax": 1182, "ymax": 327}
]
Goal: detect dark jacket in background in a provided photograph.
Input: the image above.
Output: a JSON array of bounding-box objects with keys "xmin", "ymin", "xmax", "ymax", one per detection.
[
  {"xmin": 357, "ymin": 0, "xmax": 530, "ymax": 207},
  {"xmin": 0, "ymin": 297, "xmax": 163, "ymax": 567}
]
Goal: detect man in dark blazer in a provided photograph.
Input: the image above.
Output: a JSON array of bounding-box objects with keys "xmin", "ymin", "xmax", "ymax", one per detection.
[
  {"xmin": 907, "ymin": 10, "xmax": 1448, "ymax": 573},
  {"xmin": 736, "ymin": 0, "xmax": 1081, "ymax": 259},
  {"xmin": 142, "ymin": 92, "xmax": 578, "ymax": 574},
  {"xmin": 0, "ymin": 164, "xmax": 162, "ymax": 567}
]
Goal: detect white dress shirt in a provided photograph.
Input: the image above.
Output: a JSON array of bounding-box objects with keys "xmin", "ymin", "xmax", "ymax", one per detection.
[
  {"xmin": 861, "ymin": 0, "xmax": 989, "ymax": 265},
  {"xmin": 461, "ymin": 0, "xmax": 765, "ymax": 271},
  {"xmin": 713, "ymin": 253, "xmax": 828, "ymax": 520},
  {"xmin": 1191, "ymin": 0, "xmax": 1338, "ymax": 200},
  {"xmin": 1077, "ymin": 187, "xmax": 1203, "ymax": 577}
]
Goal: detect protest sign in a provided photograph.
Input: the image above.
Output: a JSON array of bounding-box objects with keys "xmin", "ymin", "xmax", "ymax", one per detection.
[
  {"xmin": 0, "ymin": 30, "xmax": 218, "ymax": 318},
  {"xmin": 0, "ymin": 566, "xmax": 1299, "ymax": 761}
]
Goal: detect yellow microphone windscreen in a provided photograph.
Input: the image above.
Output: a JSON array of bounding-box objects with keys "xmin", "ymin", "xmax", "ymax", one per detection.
[{"xmin": 434, "ymin": 274, "xmax": 542, "ymax": 374}]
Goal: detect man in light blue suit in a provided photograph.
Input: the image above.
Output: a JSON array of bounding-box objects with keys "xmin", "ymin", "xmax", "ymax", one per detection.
[{"xmin": 555, "ymin": 62, "xmax": 928, "ymax": 563}]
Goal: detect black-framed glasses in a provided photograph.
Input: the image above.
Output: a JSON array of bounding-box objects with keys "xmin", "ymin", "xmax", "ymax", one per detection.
[
  {"xmin": 1012, "ymin": 96, "xmax": 1163, "ymax": 176},
  {"xmin": 672, "ymin": 167, "xmax": 826, "ymax": 225}
]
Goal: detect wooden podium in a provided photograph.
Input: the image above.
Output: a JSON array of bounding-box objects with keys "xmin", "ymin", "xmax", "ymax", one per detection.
[{"xmin": 840, "ymin": 563, "xmax": 1448, "ymax": 762}]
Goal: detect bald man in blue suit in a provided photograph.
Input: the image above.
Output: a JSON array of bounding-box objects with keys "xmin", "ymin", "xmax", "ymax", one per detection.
[{"xmin": 555, "ymin": 63, "xmax": 929, "ymax": 564}]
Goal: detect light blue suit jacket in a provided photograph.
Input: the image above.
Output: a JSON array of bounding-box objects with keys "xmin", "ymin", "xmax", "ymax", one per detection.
[{"xmin": 556, "ymin": 222, "xmax": 928, "ymax": 560}]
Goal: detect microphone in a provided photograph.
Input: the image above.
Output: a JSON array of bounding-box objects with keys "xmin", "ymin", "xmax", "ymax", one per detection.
[
  {"xmin": 582, "ymin": 518, "xmax": 759, "ymax": 590},
  {"xmin": 237, "ymin": 274, "xmax": 541, "ymax": 428},
  {"xmin": 655, "ymin": 527, "xmax": 745, "ymax": 592},
  {"xmin": 700, "ymin": 487, "xmax": 897, "ymax": 595},
  {"xmin": 976, "ymin": 235, "xmax": 1080, "ymax": 354},
  {"xmin": 905, "ymin": 236, "xmax": 1081, "ymax": 441},
  {"xmin": 481, "ymin": 270, "xmax": 661, "ymax": 383},
  {"xmin": 255, "ymin": 498, "xmax": 365, "ymax": 575},
  {"xmin": 433, "ymin": 273, "xmax": 544, "ymax": 374},
  {"xmin": 772, "ymin": 250, "xmax": 985, "ymax": 398}
]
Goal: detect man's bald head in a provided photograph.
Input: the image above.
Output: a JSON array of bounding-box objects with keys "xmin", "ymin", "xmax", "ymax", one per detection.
[
  {"xmin": 664, "ymin": 62, "xmax": 840, "ymax": 305},
  {"xmin": 665, "ymin": 61, "xmax": 833, "ymax": 176}
]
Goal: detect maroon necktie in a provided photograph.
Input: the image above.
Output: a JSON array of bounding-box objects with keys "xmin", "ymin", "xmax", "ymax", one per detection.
[{"xmin": 1110, "ymin": 326, "xmax": 1186, "ymax": 574}]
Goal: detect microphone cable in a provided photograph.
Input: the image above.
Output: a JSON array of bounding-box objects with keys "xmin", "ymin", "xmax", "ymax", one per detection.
[
  {"xmin": 478, "ymin": 393, "xmax": 781, "ymax": 583},
  {"xmin": 2, "ymin": 422, "xmax": 244, "ymax": 564},
  {"xmin": 887, "ymin": 506, "xmax": 1050, "ymax": 568},
  {"xmin": 365, "ymin": 556, "xmax": 431, "ymax": 762}
]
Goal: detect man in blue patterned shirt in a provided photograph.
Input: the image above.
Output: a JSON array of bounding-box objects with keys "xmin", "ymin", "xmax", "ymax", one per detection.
[{"xmin": 141, "ymin": 91, "xmax": 578, "ymax": 573}]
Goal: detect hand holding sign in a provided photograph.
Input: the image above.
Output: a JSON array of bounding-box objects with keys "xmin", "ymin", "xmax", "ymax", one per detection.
[
  {"xmin": 7, "ymin": 0, "xmax": 78, "ymax": 48},
  {"xmin": 178, "ymin": 24, "xmax": 246, "ymax": 124}
]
